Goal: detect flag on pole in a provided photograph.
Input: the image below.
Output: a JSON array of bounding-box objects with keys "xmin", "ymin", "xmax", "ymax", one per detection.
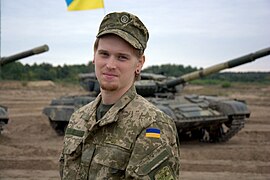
[{"xmin": 65, "ymin": 0, "xmax": 104, "ymax": 11}]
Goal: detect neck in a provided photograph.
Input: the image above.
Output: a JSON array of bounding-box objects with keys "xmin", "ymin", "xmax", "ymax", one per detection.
[{"xmin": 101, "ymin": 85, "xmax": 132, "ymax": 105}]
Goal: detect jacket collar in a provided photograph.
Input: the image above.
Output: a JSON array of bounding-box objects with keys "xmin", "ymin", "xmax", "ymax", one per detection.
[
  {"xmin": 99, "ymin": 85, "xmax": 137, "ymax": 126},
  {"xmin": 83, "ymin": 85, "xmax": 137, "ymax": 128}
]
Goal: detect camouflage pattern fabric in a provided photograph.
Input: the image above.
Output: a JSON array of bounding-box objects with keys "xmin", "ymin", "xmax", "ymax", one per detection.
[
  {"xmin": 97, "ymin": 12, "xmax": 149, "ymax": 52},
  {"xmin": 59, "ymin": 85, "xmax": 180, "ymax": 179}
]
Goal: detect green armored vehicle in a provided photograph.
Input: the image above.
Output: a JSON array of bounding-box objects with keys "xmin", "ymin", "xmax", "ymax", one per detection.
[
  {"xmin": 43, "ymin": 47, "xmax": 270, "ymax": 142},
  {"xmin": 0, "ymin": 44, "xmax": 49, "ymax": 134}
]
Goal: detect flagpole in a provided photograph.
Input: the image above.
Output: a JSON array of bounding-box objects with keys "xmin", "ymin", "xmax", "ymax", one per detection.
[{"xmin": 102, "ymin": 0, "xmax": 106, "ymax": 15}]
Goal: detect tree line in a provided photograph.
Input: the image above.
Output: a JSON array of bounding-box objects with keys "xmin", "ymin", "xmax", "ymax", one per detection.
[
  {"xmin": 0, "ymin": 62, "xmax": 269, "ymax": 84},
  {"xmin": 0, "ymin": 62, "xmax": 94, "ymax": 83}
]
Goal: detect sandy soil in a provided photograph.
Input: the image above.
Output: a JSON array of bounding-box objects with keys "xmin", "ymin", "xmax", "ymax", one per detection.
[{"xmin": 0, "ymin": 81, "xmax": 269, "ymax": 179}]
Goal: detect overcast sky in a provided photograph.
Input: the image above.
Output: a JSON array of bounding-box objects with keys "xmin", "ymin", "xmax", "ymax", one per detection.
[{"xmin": 1, "ymin": 0, "xmax": 270, "ymax": 71}]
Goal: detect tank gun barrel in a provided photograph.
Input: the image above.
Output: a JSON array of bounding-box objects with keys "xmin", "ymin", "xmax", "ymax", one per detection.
[
  {"xmin": 165, "ymin": 47, "xmax": 270, "ymax": 88},
  {"xmin": 0, "ymin": 44, "xmax": 49, "ymax": 67}
]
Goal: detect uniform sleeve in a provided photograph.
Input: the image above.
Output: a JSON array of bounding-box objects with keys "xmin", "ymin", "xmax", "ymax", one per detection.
[
  {"xmin": 59, "ymin": 150, "xmax": 64, "ymax": 178},
  {"xmin": 125, "ymin": 120, "xmax": 180, "ymax": 180}
]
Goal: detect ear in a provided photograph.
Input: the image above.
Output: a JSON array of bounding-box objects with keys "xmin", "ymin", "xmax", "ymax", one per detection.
[
  {"xmin": 92, "ymin": 58, "xmax": 95, "ymax": 64},
  {"xmin": 137, "ymin": 55, "xmax": 145, "ymax": 70}
]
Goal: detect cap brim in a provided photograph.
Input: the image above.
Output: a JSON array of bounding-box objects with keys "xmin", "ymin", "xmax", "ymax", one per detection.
[{"xmin": 97, "ymin": 29, "xmax": 143, "ymax": 50}]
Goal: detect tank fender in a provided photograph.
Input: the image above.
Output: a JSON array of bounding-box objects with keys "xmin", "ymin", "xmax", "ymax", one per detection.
[
  {"xmin": 209, "ymin": 99, "xmax": 250, "ymax": 117},
  {"xmin": 43, "ymin": 106, "xmax": 74, "ymax": 121}
]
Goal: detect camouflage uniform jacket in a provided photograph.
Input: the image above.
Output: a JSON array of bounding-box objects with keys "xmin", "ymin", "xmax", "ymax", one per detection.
[{"xmin": 59, "ymin": 85, "xmax": 180, "ymax": 179}]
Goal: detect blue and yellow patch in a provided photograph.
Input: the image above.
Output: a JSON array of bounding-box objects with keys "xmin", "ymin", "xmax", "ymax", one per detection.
[{"xmin": 145, "ymin": 128, "xmax": 160, "ymax": 138}]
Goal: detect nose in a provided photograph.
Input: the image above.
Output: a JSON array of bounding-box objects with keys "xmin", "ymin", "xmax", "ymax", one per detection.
[{"xmin": 106, "ymin": 56, "xmax": 116, "ymax": 69}]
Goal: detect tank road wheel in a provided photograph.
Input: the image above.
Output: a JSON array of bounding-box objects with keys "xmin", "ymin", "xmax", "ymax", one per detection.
[
  {"xmin": 208, "ymin": 124, "xmax": 226, "ymax": 142},
  {"xmin": 206, "ymin": 115, "xmax": 246, "ymax": 143},
  {"xmin": 0, "ymin": 121, "xmax": 5, "ymax": 135},
  {"xmin": 49, "ymin": 119, "xmax": 68, "ymax": 136}
]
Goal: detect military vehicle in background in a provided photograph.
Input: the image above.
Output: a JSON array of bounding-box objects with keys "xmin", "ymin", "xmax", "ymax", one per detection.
[
  {"xmin": 0, "ymin": 44, "xmax": 49, "ymax": 134},
  {"xmin": 43, "ymin": 47, "xmax": 270, "ymax": 142}
]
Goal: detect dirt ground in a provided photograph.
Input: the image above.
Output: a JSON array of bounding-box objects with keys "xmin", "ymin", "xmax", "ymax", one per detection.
[{"xmin": 0, "ymin": 81, "xmax": 269, "ymax": 180}]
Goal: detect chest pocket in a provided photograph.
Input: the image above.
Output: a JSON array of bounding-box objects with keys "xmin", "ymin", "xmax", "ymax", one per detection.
[{"xmin": 93, "ymin": 144, "xmax": 130, "ymax": 170}]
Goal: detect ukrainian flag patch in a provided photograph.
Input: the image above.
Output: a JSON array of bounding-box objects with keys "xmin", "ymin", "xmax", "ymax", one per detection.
[{"xmin": 145, "ymin": 128, "xmax": 161, "ymax": 138}]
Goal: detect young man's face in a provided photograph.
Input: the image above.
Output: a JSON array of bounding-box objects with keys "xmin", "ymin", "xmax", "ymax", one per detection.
[{"xmin": 93, "ymin": 34, "xmax": 144, "ymax": 93}]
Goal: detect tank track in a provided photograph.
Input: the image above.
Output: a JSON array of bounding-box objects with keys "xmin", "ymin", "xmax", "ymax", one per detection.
[
  {"xmin": 0, "ymin": 121, "xmax": 5, "ymax": 134},
  {"xmin": 205, "ymin": 115, "xmax": 246, "ymax": 143},
  {"xmin": 49, "ymin": 119, "xmax": 68, "ymax": 136}
]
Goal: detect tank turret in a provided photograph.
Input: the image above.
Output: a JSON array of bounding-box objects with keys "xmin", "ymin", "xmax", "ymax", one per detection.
[
  {"xmin": 136, "ymin": 47, "xmax": 270, "ymax": 96},
  {"xmin": 43, "ymin": 47, "xmax": 270, "ymax": 142},
  {"xmin": 78, "ymin": 72, "xmax": 100, "ymax": 94},
  {"xmin": 0, "ymin": 44, "xmax": 49, "ymax": 134},
  {"xmin": 0, "ymin": 44, "xmax": 49, "ymax": 67}
]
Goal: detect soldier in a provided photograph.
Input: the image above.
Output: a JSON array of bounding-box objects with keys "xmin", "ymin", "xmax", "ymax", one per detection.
[{"xmin": 59, "ymin": 11, "xmax": 180, "ymax": 179}]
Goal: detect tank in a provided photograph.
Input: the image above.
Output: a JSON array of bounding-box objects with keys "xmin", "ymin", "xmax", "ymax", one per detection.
[
  {"xmin": 43, "ymin": 47, "xmax": 270, "ymax": 142},
  {"xmin": 0, "ymin": 44, "xmax": 49, "ymax": 134}
]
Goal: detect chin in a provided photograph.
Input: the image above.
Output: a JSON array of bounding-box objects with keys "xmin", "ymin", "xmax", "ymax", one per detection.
[{"xmin": 100, "ymin": 83, "xmax": 119, "ymax": 91}]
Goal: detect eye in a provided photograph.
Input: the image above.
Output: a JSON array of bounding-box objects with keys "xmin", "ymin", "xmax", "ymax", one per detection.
[
  {"xmin": 98, "ymin": 51, "xmax": 109, "ymax": 58},
  {"xmin": 118, "ymin": 55, "xmax": 128, "ymax": 61}
]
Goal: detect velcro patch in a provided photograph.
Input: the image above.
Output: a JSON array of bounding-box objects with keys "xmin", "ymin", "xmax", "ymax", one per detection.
[
  {"xmin": 145, "ymin": 128, "xmax": 160, "ymax": 138},
  {"xmin": 65, "ymin": 128, "xmax": 85, "ymax": 137},
  {"xmin": 154, "ymin": 166, "xmax": 174, "ymax": 180}
]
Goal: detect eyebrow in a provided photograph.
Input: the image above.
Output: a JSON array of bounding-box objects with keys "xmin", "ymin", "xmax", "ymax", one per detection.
[
  {"xmin": 97, "ymin": 49, "xmax": 107, "ymax": 53},
  {"xmin": 97, "ymin": 49, "xmax": 131, "ymax": 58}
]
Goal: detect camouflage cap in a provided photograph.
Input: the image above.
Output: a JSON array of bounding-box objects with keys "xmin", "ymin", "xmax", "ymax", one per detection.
[{"xmin": 97, "ymin": 12, "xmax": 149, "ymax": 51}]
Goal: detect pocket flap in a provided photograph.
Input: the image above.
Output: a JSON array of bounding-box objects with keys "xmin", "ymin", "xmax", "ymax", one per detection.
[
  {"xmin": 63, "ymin": 136, "xmax": 83, "ymax": 155},
  {"xmin": 93, "ymin": 145, "xmax": 130, "ymax": 170}
]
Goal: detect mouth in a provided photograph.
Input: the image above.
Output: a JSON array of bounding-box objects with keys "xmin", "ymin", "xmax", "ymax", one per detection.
[{"xmin": 102, "ymin": 72, "xmax": 118, "ymax": 80}]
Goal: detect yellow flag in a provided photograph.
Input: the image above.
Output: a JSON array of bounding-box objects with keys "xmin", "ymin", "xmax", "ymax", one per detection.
[{"xmin": 66, "ymin": 0, "xmax": 104, "ymax": 11}]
